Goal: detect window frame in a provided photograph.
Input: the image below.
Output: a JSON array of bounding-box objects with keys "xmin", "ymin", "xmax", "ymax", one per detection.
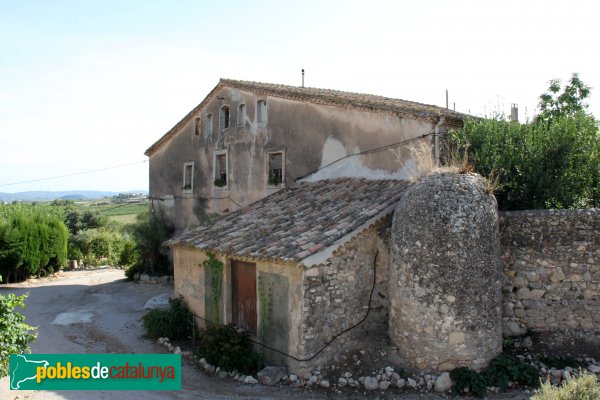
[
  {"xmin": 237, "ymin": 103, "xmax": 246, "ymax": 127},
  {"xmin": 256, "ymin": 99, "xmax": 267, "ymax": 124},
  {"xmin": 220, "ymin": 105, "xmax": 230, "ymax": 130},
  {"xmin": 182, "ymin": 162, "xmax": 194, "ymax": 194},
  {"xmin": 266, "ymin": 150, "xmax": 285, "ymax": 187},
  {"xmin": 213, "ymin": 149, "xmax": 229, "ymax": 189},
  {"xmin": 205, "ymin": 113, "xmax": 213, "ymax": 135}
]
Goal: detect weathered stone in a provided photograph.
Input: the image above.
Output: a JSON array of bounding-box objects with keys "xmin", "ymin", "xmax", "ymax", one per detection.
[
  {"xmin": 389, "ymin": 173, "xmax": 502, "ymax": 372},
  {"xmin": 379, "ymin": 380, "xmax": 391, "ymax": 390},
  {"xmin": 244, "ymin": 376, "xmax": 258, "ymax": 384},
  {"xmin": 363, "ymin": 376, "xmax": 379, "ymax": 390},
  {"xmin": 338, "ymin": 377, "xmax": 347, "ymax": 387},
  {"xmin": 319, "ymin": 379, "xmax": 330, "ymax": 388},
  {"xmin": 257, "ymin": 366, "xmax": 286, "ymax": 386},
  {"xmin": 407, "ymin": 378, "xmax": 417, "ymax": 388},
  {"xmin": 140, "ymin": 273, "xmax": 151, "ymax": 283},
  {"xmin": 396, "ymin": 378, "xmax": 406, "ymax": 388},
  {"xmin": 588, "ymin": 365, "xmax": 600, "ymax": 374},
  {"xmin": 434, "ymin": 372, "xmax": 452, "ymax": 393}
]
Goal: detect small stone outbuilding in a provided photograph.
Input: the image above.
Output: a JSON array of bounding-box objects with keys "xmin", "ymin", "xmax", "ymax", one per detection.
[{"xmin": 167, "ymin": 178, "xmax": 409, "ymax": 370}]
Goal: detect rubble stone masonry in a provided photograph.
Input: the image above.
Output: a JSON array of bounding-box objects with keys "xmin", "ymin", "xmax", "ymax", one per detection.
[{"xmin": 500, "ymin": 209, "xmax": 600, "ymax": 336}]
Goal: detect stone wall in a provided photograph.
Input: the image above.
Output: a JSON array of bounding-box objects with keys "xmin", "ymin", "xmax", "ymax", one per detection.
[
  {"xmin": 297, "ymin": 221, "xmax": 391, "ymax": 370},
  {"xmin": 388, "ymin": 173, "xmax": 502, "ymax": 372},
  {"xmin": 500, "ymin": 209, "xmax": 600, "ymax": 336}
]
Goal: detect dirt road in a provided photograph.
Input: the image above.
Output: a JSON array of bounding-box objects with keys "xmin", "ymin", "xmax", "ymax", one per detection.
[{"xmin": 0, "ymin": 269, "xmax": 530, "ymax": 400}]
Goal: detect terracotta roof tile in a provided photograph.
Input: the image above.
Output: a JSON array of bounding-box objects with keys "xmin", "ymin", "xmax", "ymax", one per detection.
[{"xmin": 167, "ymin": 178, "xmax": 409, "ymax": 262}]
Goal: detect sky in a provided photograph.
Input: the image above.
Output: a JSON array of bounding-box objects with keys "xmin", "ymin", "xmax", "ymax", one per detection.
[{"xmin": 1, "ymin": 0, "xmax": 599, "ymax": 193}]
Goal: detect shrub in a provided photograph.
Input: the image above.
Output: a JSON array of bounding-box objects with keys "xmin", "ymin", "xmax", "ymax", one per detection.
[
  {"xmin": 447, "ymin": 114, "xmax": 600, "ymax": 210},
  {"xmin": 127, "ymin": 210, "xmax": 173, "ymax": 276},
  {"xmin": 531, "ymin": 372, "xmax": 600, "ymax": 400},
  {"xmin": 142, "ymin": 298, "xmax": 192, "ymax": 340},
  {"xmin": 450, "ymin": 353, "xmax": 539, "ymax": 397},
  {"xmin": 68, "ymin": 228, "xmax": 127, "ymax": 267},
  {"xmin": 195, "ymin": 323, "xmax": 261, "ymax": 375},
  {"xmin": 124, "ymin": 262, "xmax": 143, "ymax": 280},
  {"xmin": 450, "ymin": 367, "xmax": 488, "ymax": 397},
  {"xmin": 0, "ymin": 293, "xmax": 37, "ymax": 377},
  {"xmin": 0, "ymin": 206, "xmax": 68, "ymax": 282}
]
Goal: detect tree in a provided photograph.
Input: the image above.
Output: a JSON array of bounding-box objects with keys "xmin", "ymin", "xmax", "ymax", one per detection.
[
  {"xmin": 447, "ymin": 73, "xmax": 599, "ymax": 211},
  {"xmin": 537, "ymin": 73, "xmax": 592, "ymax": 123}
]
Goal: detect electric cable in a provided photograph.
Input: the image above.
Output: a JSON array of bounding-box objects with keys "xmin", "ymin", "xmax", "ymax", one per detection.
[
  {"xmin": 190, "ymin": 250, "xmax": 379, "ymax": 362},
  {"xmin": 0, "ymin": 160, "xmax": 148, "ymax": 188}
]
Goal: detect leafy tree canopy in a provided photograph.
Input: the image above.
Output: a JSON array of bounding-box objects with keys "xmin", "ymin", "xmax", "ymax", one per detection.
[{"xmin": 537, "ymin": 73, "xmax": 592, "ymax": 123}]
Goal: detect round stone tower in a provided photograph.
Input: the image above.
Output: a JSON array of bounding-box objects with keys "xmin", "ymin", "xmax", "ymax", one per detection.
[{"xmin": 388, "ymin": 172, "xmax": 502, "ymax": 371}]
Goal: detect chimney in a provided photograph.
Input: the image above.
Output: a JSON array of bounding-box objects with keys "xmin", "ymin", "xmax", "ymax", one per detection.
[{"xmin": 510, "ymin": 104, "xmax": 518, "ymax": 122}]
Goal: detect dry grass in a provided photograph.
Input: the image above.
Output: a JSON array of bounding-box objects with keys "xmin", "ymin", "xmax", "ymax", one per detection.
[
  {"xmin": 531, "ymin": 371, "xmax": 600, "ymax": 400},
  {"xmin": 404, "ymin": 141, "xmax": 474, "ymax": 181}
]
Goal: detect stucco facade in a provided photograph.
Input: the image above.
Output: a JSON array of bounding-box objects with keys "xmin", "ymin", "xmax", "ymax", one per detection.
[{"xmin": 146, "ymin": 79, "xmax": 463, "ymax": 231}]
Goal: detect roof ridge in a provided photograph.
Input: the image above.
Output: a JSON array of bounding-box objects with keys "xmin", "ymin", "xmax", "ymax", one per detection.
[{"xmin": 219, "ymin": 78, "xmax": 463, "ymax": 116}]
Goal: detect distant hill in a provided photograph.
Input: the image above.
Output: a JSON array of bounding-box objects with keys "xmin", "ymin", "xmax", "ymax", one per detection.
[{"xmin": 0, "ymin": 190, "xmax": 148, "ymax": 202}]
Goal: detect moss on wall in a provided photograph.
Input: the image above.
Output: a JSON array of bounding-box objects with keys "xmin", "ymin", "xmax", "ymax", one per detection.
[
  {"xmin": 257, "ymin": 271, "xmax": 289, "ymax": 365},
  {"xmin": 202, "ymin": 253, "xmax": 223, "ymax": 324}
]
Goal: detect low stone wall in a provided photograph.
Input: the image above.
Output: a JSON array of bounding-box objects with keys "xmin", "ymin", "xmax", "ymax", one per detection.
[{"xmin": 500, "ymin": 209, "xmax": 600, "ymax": 336}]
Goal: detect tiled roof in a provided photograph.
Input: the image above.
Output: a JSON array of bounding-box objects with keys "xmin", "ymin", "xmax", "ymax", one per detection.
[
  {"xmin": 145, "ymin": 78, "xmax": 466, "ymax": 156},
  {"xmin": 167, "ymin": 178, "xmax": 409, "ymax": 264},
  {"xmin": 221, "ymin": 79, "xmax": 466, "ymax": 120}
]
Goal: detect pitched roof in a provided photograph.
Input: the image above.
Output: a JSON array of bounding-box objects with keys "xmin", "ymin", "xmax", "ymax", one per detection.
[
  {"xmin": 167, "ymin": 178, "xmax": 409, "ymax": 266},
  {"xmin": 144, "ymin": 78, "xmax": 466, "ymax": 156}
]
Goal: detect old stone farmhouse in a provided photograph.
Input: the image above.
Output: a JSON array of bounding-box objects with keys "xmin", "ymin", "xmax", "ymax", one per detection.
[
  {"xmin": 144, "ymin": 79, "xmax": 464, "ymax": 232},
  {"xmin": 148, "ymin": 80, "xmax": 599, "ymax": 374}
]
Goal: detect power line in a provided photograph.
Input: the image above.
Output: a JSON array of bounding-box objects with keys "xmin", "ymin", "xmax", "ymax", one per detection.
[
  {"xmin": 0, "ymin": 160, "xmax": 148, "ymax": 188},
  {"xmin": 295, "ymin": 132, "xmax": 436, "ymax": 181}
]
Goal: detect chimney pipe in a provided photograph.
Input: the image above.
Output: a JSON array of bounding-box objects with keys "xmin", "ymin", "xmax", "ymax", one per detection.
[
  {"xmin": 446, "ymin": 89, "xmax": 448, "ymax": 109},
  {"xmin": 511, "ymin": 104, "xmax": 519, "ymax": 122},
  {"xmin": 302, "ymin": 69, "xmax": 305, "ymax": 88}
]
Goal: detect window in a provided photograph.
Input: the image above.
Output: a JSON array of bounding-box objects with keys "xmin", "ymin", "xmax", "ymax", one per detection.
[
  {"xmin": 205, "ymin": 114, "xmax": 213, "ymax": 135},
  {"xmin": 182, "ymin": 162, "xmax": 194, "ymax": 193},
  {"xmin": 194, "ymin": 117, "xmax": 200, "ymax": 136},
  {"xmin": 257, "ymin": 100, "xmax": 267, "ymax": 124},
  {"xmin": 268, "ymin": 151, "xmax": 284, "ymax": 186},
  {"xmin": 237, "ymin": 103, "xmax": 246, "ymax": 127},
  {"xmin": 214, "ymin": 151, "xmax": 228, "ymax": 187},
  {"xmin": 220, "ymin": 106, "xmax": 230, "ymax": 129}
]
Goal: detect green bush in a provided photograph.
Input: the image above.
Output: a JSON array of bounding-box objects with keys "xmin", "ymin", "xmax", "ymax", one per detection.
[
  {"xmin": 450, "ymin": 353, "xmax": 539, "ymax": 397},
  {"xmin": 0, "ymin": 293, "xmax": 37, "ymax": 377},
  {"xmin": 68, "ymin": 228, "xmax": 127, "ymax": 267},
  {"xmin": 124, "ymin": 262, "xmax": 143, "ymax": 280},
  {"xmin": 126, "ymin": 210, "xmax": 173, "ymax": 276},
  {"xmin": 447, "ymin": 114, "xmax": 599, "ymax": 210},
  {"xmin": 531, "ymin": 372, "xmax": 600, "ymax": 400},
  {"xmin": 195, "ymin": 323, "xmax": 261, "ymax": 375},
  {"xmin": 142, "ymin": 298, "xmax": 192, "ymax": 340},
  {"xmin": 0, "ymin": 206, "xmax": 68, "ymax": 282}
]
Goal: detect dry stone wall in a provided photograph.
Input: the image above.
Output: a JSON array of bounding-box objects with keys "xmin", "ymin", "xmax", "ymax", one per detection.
[{"xmin": 500, "ymin": 209, "xmax": 600, "ymax": 336}]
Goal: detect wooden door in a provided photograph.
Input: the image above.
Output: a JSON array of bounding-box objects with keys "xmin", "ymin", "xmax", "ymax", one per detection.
[{"xmin": 231, "ymin": 260, "xmax": 257, "ymax": 335}]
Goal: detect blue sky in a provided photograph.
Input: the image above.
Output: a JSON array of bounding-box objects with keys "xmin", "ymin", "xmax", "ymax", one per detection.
[{"xmin": 1, "ymin": 0, "xmax": 599, "ymax": 192}]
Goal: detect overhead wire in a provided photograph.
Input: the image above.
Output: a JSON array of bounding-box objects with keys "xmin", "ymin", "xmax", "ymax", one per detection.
[
  {"xmin": 0, "ymin": 160, "xmax": 148, "ymax": 188},
  {"xmin": 189, "ymin": 250, "xmax": 380, "ymax": 362}
]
